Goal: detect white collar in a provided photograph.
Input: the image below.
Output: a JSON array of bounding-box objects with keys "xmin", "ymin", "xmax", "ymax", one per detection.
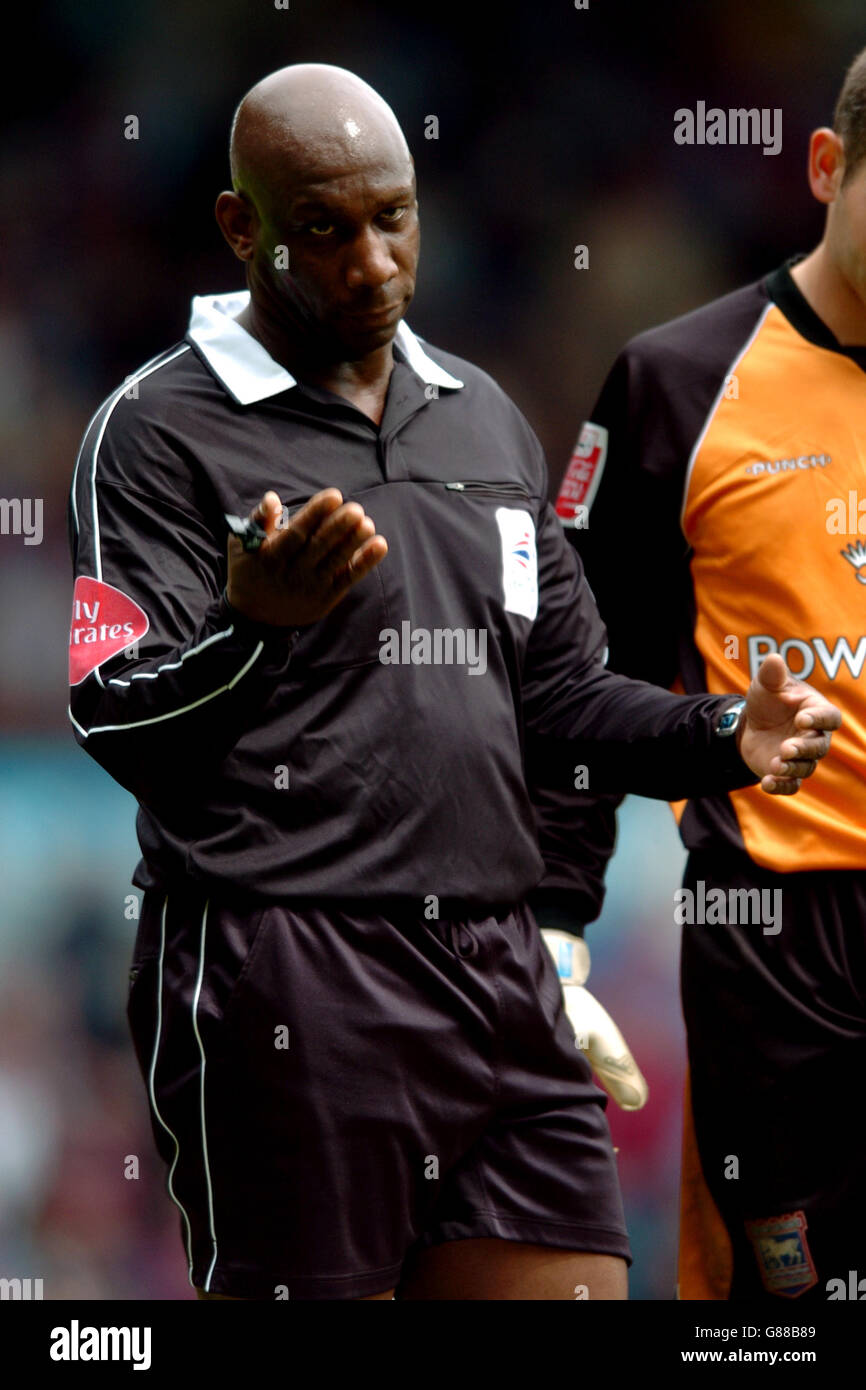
[{"xmin": 187, "ymin": 290, "xmax": 464, "ymax": 404}]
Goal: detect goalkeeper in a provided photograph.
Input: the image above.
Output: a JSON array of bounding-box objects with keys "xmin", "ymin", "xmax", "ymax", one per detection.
[{"xmin": 555, "ymin": 49, "xmax": 866, "ymax": 1302}]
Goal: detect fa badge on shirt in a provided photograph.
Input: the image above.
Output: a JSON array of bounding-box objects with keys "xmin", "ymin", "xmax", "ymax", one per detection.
[{"xmin": 496, "ymin": 507, "xmax": 538, "ymax": 620}]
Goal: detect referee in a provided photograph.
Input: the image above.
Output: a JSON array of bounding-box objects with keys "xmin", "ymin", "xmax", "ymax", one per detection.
[
  {"xmin": 556, "ymin": 51, "xmax": 866, "ymax": 1301},
  {"xmin": 68, "ymin": 64, "xmax": 838, "ymax": 1301}
]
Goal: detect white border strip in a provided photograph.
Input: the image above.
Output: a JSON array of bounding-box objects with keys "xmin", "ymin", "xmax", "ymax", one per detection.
[
  {"xmin": 69, "ymin": 640, "xmax": 263, "ymax": 737},
  {"xmin": 70, "ymin": 344, "xmax": 190, "ymax": 691},
  {"xmin": 107, "ymin": 626, "xmax": 235, "ymax": 686},
  {"xmin": 69, "ymin": 345, "xmax": 180, "ymax": 538},
  {"xmin": 190, "ymin": 900, "xmax": 218, "ymax": 1291},
  {"xmin": 70, "ymin": 343, "xmax": 190, "ymax": 551},
  {"xmin": 88, "ymin": 345, "xmax": 191, "ymax": 583},
  {"xmin": 147, "ymin": 895, "xmax": 197, "ymax": 1284},
  {"xmin": 679, "ymin": 302, "xmax": 773, "ymax": 533}
]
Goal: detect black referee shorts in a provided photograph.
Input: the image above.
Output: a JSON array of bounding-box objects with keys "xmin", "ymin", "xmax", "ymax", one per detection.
[
  {"xmin": 127, "ymin": 883, "xmax": 630, "ymax": 1299},
  {"xmin": 681, "ymin": 848, "xmax": 866, "ymax": 1301}
]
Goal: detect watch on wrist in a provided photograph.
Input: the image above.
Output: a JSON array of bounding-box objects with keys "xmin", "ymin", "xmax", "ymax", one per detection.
[{"xmin": 716, "ymin": 697, "xmax": 746, "ymax": 738}]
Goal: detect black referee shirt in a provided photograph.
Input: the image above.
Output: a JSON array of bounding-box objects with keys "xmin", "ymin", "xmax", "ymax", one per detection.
[{"xmin": 68, "ymin": 291, "xmax": 754, "ymax": 912}]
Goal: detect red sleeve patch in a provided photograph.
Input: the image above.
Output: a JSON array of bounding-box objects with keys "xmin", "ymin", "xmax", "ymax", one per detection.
[
  {"xmin": 555, "ymin": 421, "xmax": 609, "ymax": 527},
  {"xmin": 69, "ymin": 576, "xmax": 150, "ymax": 686}
]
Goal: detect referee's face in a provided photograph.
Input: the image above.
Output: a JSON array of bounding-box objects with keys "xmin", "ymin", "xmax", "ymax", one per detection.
[{"xmin": 247, "ymin": 142, "xmax": 419, "ymax": 360}]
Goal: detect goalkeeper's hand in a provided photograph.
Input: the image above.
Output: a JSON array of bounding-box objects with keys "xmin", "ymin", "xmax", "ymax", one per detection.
[{"xmin": 542, "ymin": 929, "xmax": 649, "ymax": 1112}]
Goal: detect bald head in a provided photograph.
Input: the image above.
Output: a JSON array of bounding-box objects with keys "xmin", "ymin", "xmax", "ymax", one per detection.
[
  {"xmin": 216, "ymin": 64, "xmax": 420, "ymax": 365},
  {"xmin": 230, "ymin": 64, "xmax": 411, "ymax": 210}
]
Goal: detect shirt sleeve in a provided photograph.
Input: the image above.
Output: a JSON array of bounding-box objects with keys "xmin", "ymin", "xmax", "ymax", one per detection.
[
  {"xmin": 521, "ymin": 478, "xmax": 756, "ymax": 803},
  {"xmin": 564, "ymin": 348, "xmax": 691, "ymax": 687},
  {"xmin": 523, "ymin": 527, "xmax": 621, "ymax": 935},
  {"xmin": 526, "ymin": 350, "xmax": 681, "ymax": 932},
  {"xmin": 521, "ymin": 369, "xmax": 750, "ymax": 934},
  {"xmin": 523, "ymin": 784, "xmax": 618, "ymax": 936},
  {"xmin": 67, "ymin": 390, "xmax": 298, "ymax": 806},
  {"xmin": 531, "ymin": 344, "xmax": 710, "ymax": 932}
]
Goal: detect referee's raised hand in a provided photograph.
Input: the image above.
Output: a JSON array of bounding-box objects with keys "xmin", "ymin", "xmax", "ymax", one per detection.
[
  {"xmin": 738, "ymin": 652, "xmax": 841, "ymax": 795},
  {"xmin": 226, "ymin": 488, "xmax": 388, "ymax": 627}
]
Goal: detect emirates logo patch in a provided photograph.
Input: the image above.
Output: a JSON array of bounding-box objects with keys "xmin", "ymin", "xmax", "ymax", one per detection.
[{"xmin": 69, "ymin": 576, "xmax": 150, "ymax": 685}]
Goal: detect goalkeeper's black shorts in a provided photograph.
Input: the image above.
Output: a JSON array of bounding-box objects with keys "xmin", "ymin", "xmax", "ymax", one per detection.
[
  {"xmin": 127, "ymin": 881, "xmax": 631, "ymax": 1299},
  {"xmin": 681, "ymin": 846, "xmax": 866, "ymax": 1302}
]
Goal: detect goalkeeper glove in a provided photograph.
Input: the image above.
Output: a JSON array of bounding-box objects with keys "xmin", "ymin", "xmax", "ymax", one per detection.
[{"xmin": 542, "ymin": 929, "xmax": 649, "ymax": 1112}]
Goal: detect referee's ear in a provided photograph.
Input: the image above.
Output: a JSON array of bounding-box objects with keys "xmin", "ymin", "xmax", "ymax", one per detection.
[{"xmin": 215, "ymin": 190, "xmax": 257, "ymax": 262}]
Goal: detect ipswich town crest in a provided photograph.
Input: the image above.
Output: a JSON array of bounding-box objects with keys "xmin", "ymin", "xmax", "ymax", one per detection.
[{"xmin": 744, "ymin": 1210, "xmax": 818, "ymax": 1297}]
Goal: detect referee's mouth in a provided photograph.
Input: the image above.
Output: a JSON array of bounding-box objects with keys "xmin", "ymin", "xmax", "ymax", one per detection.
[{"xmin": 343, "ymin": 301, "xmax": 405, "ymax": 327}]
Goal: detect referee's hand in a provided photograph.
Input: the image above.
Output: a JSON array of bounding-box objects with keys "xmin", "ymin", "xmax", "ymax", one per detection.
[
  {"xmin": 226, "ymin": 489, "xmax": 388, "ymax": 627},
  {"xmin": 738, "ymin": 652, "xmax": 841, "ymax": 795}
]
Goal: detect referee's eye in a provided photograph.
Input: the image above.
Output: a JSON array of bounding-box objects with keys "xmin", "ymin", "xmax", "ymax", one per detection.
[
  {"xmin": 379, "ymin": 206, "xmax": 407, "ymax": 223},
  {"xmin": 307, "ymin": 221, "xmax": 336, "ymax": 237}
]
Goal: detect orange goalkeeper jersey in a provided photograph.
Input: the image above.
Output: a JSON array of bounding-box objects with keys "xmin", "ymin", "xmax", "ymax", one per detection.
[{"xmin": 556, "ymin": 259, "xmax": 866, "ymax": 872}]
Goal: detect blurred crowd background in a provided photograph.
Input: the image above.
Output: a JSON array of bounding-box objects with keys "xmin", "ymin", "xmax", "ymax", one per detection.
[{"xmin": 1, "ymin": 0, "xmax": 862, "ymax": 1300}]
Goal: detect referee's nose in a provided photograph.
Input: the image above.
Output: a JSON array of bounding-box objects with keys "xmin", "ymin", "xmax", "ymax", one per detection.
[{"xmin": 344, "ymin": 225, "xmax": 400, "ymax": 291}]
